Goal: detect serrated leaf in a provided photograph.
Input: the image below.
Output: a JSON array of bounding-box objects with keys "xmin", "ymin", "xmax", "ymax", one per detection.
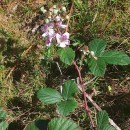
[
  {"xmin": 0, "ymin": 108, "xmax": 7, "ymax": 120},
  {"xmin": 97, "ymin": 111, "xmax": 109, "ymax": 130},
  {"xmin": 25, "ymin": 119, "xmax": 49, "ymax": 130},
  {"xmin": 37, "ymin": 88, "xmax": 62, "ymax": 104},
  {"xmin": 57, "ymin": 100, "xmax": 78, "ymax": 116},
  {"xmin": 102, "ymin": 124, "xmax": 116, "ymax": 130},
  {"xmin": 89, "ymin": 39, "xmax": 107, "ymax": 56},
  {"xmin": 0, "ymin": 121, "xmax": 8, "ymax": 130},
  {"xmin": 101, "ymin": 51, "xmax": 130, "ymax": 65},
  {"xmin": 88, "ymin": 58, "xmax": 106, "ymax": 76},
  {"xmin": 62, "ymin": 80, "xmax": 78, "ymax": 100},
  {"xmin": 48, "ymin": 117, "xmax": 78, "ymax": 130},
  {"xmin": 58, "ymin": 47, "xmax": 75, "ymax": 65}
]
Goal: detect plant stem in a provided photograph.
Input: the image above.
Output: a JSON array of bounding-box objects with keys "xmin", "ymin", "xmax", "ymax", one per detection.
[
  {"xmin": 66, "ymin": 0, "xmax": 75, "ymax": 32},
  {"xmin": 73, "ymin": 61, "xmax": 95, "ymax": 128}
]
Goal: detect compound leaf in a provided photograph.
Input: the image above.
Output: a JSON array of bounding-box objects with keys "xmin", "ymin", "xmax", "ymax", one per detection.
[
  {"xmin": 89, "ymin": 39, "xmax": 107, "ymax": 56},
  {"xmin": 0, "ymin": 107, "xmax": 7, "ymax": 120},
  {"xmin": 101, "ymin": 51, "xmax": 130, "ymax": 65},
  {"xmin": 62, "ymin": 80, "xmax": 78, "ymax": 100},
  {"xmin": 57, "ymin": 100, "xmax": 78, "ymax": 116},
  {"xmin": 97, "ymin": 111, "xmax": 109, "ymax": 129},
  {"xmin": 37, "ymin": 88, "xmax": 62, "ymax": 104},
  {"xmin": 58, "ymin": 47, "xmax": 75, "ymax": 65},
  {"xmin": 0, "ymin": 121, "xmax": 8, "ymax": 130},
  {"xmin": 88, "ymin": 58, "xmax": 106, "ymax": 76},
  {"xmin": 48, "ymin": 117, "xmax": 78, "ymax": 130},
  {"xmin": 102, "ymin": 124, "xmax": 116, "ymax": 130}
]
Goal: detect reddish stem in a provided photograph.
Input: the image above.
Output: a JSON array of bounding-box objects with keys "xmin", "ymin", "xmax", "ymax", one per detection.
[{"xmin": 73, "ymin": 61, "xmax": 95, "ymax": 128}]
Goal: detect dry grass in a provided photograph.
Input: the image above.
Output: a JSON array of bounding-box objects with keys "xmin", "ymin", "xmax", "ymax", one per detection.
[{"xmin": 0, "ymin": 0, "xmax": 130, "ymax": 129}]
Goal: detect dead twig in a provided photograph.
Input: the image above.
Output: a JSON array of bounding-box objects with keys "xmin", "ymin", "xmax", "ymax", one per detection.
[
  {"xmin": 77, "ymin": 84, "xmax": 121, "ymax": 130},
  {"xmin": 84, "ymin": 76, "xmax": 97, "ymax": 86},
  {"xmin": 56, "ymin": 62, "xmax": 63, "ymax": 94},
  {"xmin": 66, "ymin": 0, "xmax": 75, "ymax": 32}
]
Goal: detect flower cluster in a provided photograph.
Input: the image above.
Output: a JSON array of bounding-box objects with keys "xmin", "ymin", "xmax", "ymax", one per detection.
[{"xmin": 40, "ymin": 4, "xmax": 70, "ymax": 48}]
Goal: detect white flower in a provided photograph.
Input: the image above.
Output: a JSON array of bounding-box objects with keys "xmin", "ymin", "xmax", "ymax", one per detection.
[
  {"xmin": 41, "ymin": 22, "xmax": 55, "ymax": 38},
  {"xmin": 42, "ymin": 28, "xmax": 55, "ymax": 37},
  {"xmin": 56, "ymin": 32, "xmax": 70, "ymax": 48},
  {"xmin": 56, "ymin": 21, "xmax": 67, "ymax": 28}
]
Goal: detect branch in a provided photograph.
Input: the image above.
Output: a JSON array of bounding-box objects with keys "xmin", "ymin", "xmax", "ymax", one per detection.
[
  {"xmin": 77, "ymin": 83, "xmax": 121, "ymax": 130},
  {"xmin": 73, "ymin": 61, "xmax": 95, "ymax": 128}
]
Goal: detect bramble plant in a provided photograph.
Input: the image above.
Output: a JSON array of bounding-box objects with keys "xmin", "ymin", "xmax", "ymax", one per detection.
[{"xmin": 0, "ymin": 1, "xmax": 130, "ymax": 130}]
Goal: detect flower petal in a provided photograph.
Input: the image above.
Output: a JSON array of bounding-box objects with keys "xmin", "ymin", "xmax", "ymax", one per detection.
[
  {"xmin": 48, "ymin": 22, "xmax": 54, "ymax": 28},
  {"xmin": 46, "ymin": 36, "xmax": 53, "ymax": 46},
  {"xmin": 56, "ymin": 33, "xmax": 61, "ymax": 44},
  {"xmin": 42, "ymin": 32, "xmax": 48, "ymax": 37},
  {"xmin": 63, "ymin": 32, "xmax": 69, "ymax": 39},
  {"xmin": 59, "ymin": 42, "xmax": 66, "ymax": 48},
  {"xmin": 48, "ymin": 29, "xmax": 55, "ymax": 37},
  {"xmin": 60, "ymin": 24, "xmax": 67, "ymax": 28}
]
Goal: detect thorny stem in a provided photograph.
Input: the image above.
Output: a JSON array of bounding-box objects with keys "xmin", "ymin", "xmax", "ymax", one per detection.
[{"xmin": 73, "ymin": 61, "xmax": 95, "ymax": 128}]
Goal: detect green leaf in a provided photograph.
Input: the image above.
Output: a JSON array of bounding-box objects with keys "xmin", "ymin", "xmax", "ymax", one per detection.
[
  {"xmin": 0, "ymin": 121, "xmax": 8, "ymax": 130},
  {"xmin": 48, "ymin": 117, "xmax": 78, "ymax": 130},
  {"xmin": 58, "ymin": 47, "xmax": 75, "ymax": 65},
  {"xmin": 88, "ymin": 58, "xmax": 106, "ymax": 76},
  {"xmin": 102, "ymin": 124, "xmax": 116, "ymax": 130},
  {"xmin": 62, "ymin": 80, "xmax": 78, "ymax": 100},
  {"xmin": 25, "ymin": 119, "xmax": 49, "ymax": 130},
  {"xmin": 97, "ymin": 111, "xmax": 109, "ymax": 130},
  {"xmin": 57, "ymin": 100, "xmax": 78, "ymax": 116},
  {"xmin": 37, "ymin": 88, "xmax": 62, "ymax": 104},
  {"xmin": 0, "ymin": 107, "xmax": 7, "ymax": 120},
  {"xmin": 89, "ymin": 39, "xmax": 107, "ymax": 56},
  {"xmin": 0, "ymin": 107, "xmax": 8, "ymax": 130},
  {"xmin": 101, "ymin": 51, "xmax": 130, "ymax": 65},
  {"xmin": 97, "ymin": 111, "xmax": 116, "ymax": 130}
]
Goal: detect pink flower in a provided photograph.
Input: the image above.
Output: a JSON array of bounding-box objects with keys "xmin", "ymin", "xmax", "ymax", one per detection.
[
  {"xmin": 56, "ymin": 32, "xmax": 70, "ymax": 48},
  {"xmin": 41, "ymin": 22, "xmax": 56, "ymax": 46},
  {"xmin": 56, "ymin": 21, "xmax": 67, "ymax": 28},
  {"xmin": 41, "ymin": 22, "xmax": 55, "ymax": 37},
  {"xmin": 45, "ymin": 36, "xmax": 54, "ymax": 46},
  {"xmin": 44, "ymin": 29, "xmax": 56, "ymax": 46}
]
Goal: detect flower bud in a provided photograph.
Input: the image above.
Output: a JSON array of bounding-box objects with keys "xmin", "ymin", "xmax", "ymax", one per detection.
[
  {"xmin": 90, "ymin": 51, "xmax": 95, "ymax": 56},
  {"xmin": 53, "ymin": 5, "xmax": 57, "ymax": 9},
  {"xmin": 62, "ymin": 6, "xmax": 66, "ymax": 12},
  {"xmin": 66, "ymin": 15, "xmax": 69, "ymax": 19},
  {"xmin": 48, "ymin": 16, "xmax": 52, "ymax": 20},
  {"xmin": 55, "ymin": 16, "xmax": 61, "ymax": 21},
  {"xmin": 45, "ymin": 18, "xmax": 49, "ymax": 23},
  {"xmin": 53, "ymin": 9, "xmax": 59, "ymax": 15},
  {"xmin": 40, "ymin": 7, "xmax": 47, "ymax": 13}
]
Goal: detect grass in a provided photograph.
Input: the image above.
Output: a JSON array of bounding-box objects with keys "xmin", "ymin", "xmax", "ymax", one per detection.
[{"xmin": 0, "ymin": 0, "xmax": 130, "ymax": 129}]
